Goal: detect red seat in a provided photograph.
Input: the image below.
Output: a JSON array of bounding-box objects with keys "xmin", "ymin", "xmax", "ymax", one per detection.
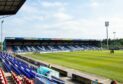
[
  {"xmin": 0, "ymin": 68, "xmax": 8, "ymax": 84},
  {"xmin": 23, "ymin": 76, "xmax": 34, "ymax": 84},
  {"xmin": 11, "ymin": 71, "xmax": 22, "ymax": 84}
]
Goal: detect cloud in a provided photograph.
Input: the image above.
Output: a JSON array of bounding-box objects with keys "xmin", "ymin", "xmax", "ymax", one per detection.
[
  {"xmin": 3, "ymin": 0, "xmax": 123, "ymax": 40},
  {"xmin": 53, "ymin": 12, "xmax": 73, "ymax": 21},
  {"xmin": 42, "ymin": 1, "xmax": 66, "ymax": 8},
  {"xmin": 90, "ymin": 2, "xmax": 99, "ymax": 8}
]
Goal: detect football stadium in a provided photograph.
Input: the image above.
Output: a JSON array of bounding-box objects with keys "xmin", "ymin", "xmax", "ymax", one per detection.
[{"xmin": 0, "ymin": 0, "xmax": 123, "ymax": 84}]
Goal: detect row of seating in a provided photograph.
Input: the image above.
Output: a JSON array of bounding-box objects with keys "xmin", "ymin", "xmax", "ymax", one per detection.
[
  {"xmin": 7, "ymin": 45, "xmax": 100, "ymax": 53},
  {"xmin": 11, "ymin": 71, "xmax": 34, "ymax": 84},
  {"xmin": 23, "ymin": 76, "xmax": 34, "ymax": 84},
  {"xmin": 1, "ymin": 56, "xmax": 34, "ymax": 84},
  {"xmin": 0, "ymin": 52, "xmax": 65, "ymax": 84},
  {"xmin": 0, "ymin": 68, "xmax": 8, "ymax": 84},
  {"xmin": 11, "ymin": 71, "xmax": 22, "ymax": 84}
]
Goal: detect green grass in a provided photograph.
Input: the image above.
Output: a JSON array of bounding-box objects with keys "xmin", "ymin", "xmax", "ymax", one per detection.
[{"xmin": 24, "ymin": 50, "xmax": 123, "ymax": 83}]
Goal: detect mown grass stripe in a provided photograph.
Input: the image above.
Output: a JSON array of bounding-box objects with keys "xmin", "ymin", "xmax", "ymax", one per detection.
[{"xmin": 24, "ymin": 50, "xmax": 123, "ymax": 83}]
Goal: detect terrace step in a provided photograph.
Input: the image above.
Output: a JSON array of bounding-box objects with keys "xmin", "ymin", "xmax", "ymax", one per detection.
[{"xmin": 5, "ymin": 73, "xmax": 15, "ymax": 84}]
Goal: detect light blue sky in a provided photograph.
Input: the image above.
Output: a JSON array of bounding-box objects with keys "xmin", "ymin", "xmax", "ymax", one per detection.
[{"xmin": 1, "ymin": 0, "xmax": 123, "ymax": 40}]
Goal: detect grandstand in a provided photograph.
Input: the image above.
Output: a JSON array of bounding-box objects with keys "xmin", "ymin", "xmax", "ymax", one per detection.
[
  {"xmin": 3, "ymin": 37, "xmax": 101, "ymax": 53},
  {"xmin": 0, "ymin": 52, "xmax": 65, "ymax": 84}
]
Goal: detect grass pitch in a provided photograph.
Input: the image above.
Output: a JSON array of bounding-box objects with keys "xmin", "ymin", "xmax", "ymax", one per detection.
[{"xmin": 24, "ymin": 50, "xmax": 123, "ymax": 83}]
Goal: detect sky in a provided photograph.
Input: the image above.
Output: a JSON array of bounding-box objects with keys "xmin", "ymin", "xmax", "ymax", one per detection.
[{"xmin": 1, "ymin": 0, "xmax": 123, "ymax": 40}]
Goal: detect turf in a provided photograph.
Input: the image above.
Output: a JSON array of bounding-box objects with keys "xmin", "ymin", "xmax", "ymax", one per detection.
[{"xmin": 24, "ymin": 50, "xmax": 123, "ymax": 83}]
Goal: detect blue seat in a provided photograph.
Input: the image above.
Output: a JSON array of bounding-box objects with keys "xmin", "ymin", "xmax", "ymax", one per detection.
[
  {"xmin": 11, "ymin": 64, "xmax": 22, "ymax": 75},
  {"xmin": 0, "ymin": 52, "xmax": 65, "ymax": 84},
  {"xmin": 19, "ymin": 66, "xmax": 32, "ymax": 78},
  {"xmin": 34, "ymin": 77, "xmax": 57, "ymax": 84},
  {"xmin": 3, "ymin": 61, "xmax": 11, "ymax": 72},
  {"xmin": 34, "ymin": 77, "xmax": 45, "ymax": 84}
]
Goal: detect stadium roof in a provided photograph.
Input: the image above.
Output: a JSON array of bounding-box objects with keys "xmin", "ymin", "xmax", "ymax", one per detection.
[
  {"xmin": 4, "ymin": 37, "xmax": 99, "ymax": 41},
  {"xmin": 0, "ymin": 0, "xmax": 26, "ymax": 15}
]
